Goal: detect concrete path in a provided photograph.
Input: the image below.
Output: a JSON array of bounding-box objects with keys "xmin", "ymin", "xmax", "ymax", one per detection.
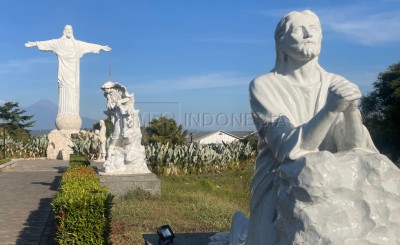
[{"xmin": 0, "ymin": 159, "xmax": 68, "ymax": 245}]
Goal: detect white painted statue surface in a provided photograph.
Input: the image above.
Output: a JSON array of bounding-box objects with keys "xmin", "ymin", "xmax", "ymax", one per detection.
[
  {"xmin": 100, "ymin": 81, "xmax": 151, "ymax": 175},
  {"xmin": 98, "ymin": 120, "xmax": 107, "ymax": 161},
  {"xmin": 25, "ymin": 25, "xmax": 111, "ymax": 130},
  {"xmin": 210, "ymin": 10, "xmax": 400, "ymax": 245}
]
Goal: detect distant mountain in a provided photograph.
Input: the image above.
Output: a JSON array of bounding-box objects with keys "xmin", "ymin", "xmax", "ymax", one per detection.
[
  {"xmin": 25, "ymin": 100, "xmax": 57, "ymax": 130},
  {"xmin": 24, "ymin": 99, "xmax": 98, "ymax": 131}
]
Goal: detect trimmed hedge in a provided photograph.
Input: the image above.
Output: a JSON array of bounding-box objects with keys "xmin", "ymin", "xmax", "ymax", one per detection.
[
  {"xmin": 52, "ymin": 164, "xmax": 112, "ymax": 244},
  {"xmin": 69, "ymin": 154, "xmax": 91, "ymax": 167}
]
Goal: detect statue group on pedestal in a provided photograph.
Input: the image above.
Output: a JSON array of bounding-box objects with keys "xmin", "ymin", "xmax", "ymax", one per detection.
[{"xmin": 100, "ymin": 81, "xmax": 150, "ymax": 174}]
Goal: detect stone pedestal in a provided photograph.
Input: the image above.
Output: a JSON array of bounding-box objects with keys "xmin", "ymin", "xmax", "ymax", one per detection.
[
  {"xmin": 99, "ymin": 173, "xmax": 161, "ymax": 197},
  {"xmin": 56, "ymin": 115, "xmax": 82, "ymax": 130},
  {"xmin": 46, "ymin": 129, "xmax": 77, "ymax": 161}
]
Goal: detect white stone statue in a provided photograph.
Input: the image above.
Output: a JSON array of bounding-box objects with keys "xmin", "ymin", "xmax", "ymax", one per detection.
[
  {"xmin": 210, "ymin": 10, "xmax": 400, "ymax": 245},
  {"xmin": 46, "ymin": 129, "xmax": 74, "ymax": 160},
  {"xmin": 100, "ymin": 81, "xmax": 151, "ymax": 174},
  {"xmin": 98, "ymin": 120, "xmax": 107, "ymax": 161},
  {"xmin": 25, "ymin": 25, "xmax": 111, "ymax": 130}
]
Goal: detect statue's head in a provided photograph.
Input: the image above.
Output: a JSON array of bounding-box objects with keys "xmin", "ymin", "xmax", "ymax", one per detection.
[
  {"xmin": 101, "ymin": 81, "xmax": 134, "ymax": 110},
  {"xmin": 63, "ymin": 25, "xmax": 74, "ymax": 39},
  {"xmin": 274, "ymin": 10, "xmax": 322, "ymax": 69},
  {"xmin": 100, "ymin": 120, "xmax": 105, "ymax": 126}
]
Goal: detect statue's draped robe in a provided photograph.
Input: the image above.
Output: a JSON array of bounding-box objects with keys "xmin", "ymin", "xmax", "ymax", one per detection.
[
  {"xmin": 247, "ymin": 67, "xmax": 379, "ymax": 244},
  {"xmin": 37, "ymin": 38, "xmax": 102, "ymax": 116}
]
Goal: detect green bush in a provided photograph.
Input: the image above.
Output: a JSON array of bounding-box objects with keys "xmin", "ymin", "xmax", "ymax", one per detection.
[
  {"xmin": 69, "ymin": 154, "xmax": 91, "ymax": 167},
  {"xmin": 52, "ymin": 165, "xmax": 113, "ymax": 244}
]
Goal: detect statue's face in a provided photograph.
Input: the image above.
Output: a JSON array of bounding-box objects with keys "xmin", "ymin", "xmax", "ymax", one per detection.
[
  {"xmin": 280, "ymin": 14, "xmax": 322, "ymax": 61},
  {"xmin": 64, "ymin": 25, "xmax": 74, "ymax": 39}
]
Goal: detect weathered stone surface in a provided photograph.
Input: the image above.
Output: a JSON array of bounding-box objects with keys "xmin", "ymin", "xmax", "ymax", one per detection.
[
  {"xmin": 55, "ymin": 115, "xmax": 82, "ymax": 131},
  {"xmin": 99, "ymin": 173, "xmax": 160, "ymax": 197},
  {"xmin": 275, "ymin": 150, "xmax": 400, "ymax": 244},
  {"xmin": 46, "ymin": 129, "xmax": 76, "ymax": 160}
]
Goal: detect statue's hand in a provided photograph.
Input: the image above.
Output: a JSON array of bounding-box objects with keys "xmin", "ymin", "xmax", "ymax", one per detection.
[
  {"xmin": 25, "ymin": 41, "xmax": 37, "ymax": 48},
  {"xmin": 101, "ymin": 45, "xmax": 112, "ymax": 52},
  {"xmin": 344, "ymin": 99, "xmax": 360, "ymax": 113},
  {"xmin": 326, "ymin": 79, "xmax": 361, "ymax": 113}
]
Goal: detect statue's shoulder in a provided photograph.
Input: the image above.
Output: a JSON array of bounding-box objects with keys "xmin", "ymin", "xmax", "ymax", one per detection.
[{"xmin": 250, "ymin": 72, "xmax": 280, "ymax": 90}]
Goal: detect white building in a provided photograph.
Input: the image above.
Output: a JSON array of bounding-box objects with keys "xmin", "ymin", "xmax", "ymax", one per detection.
[{"xmin": 187, "ymin": 130, "xmax": 256, "ymax": 144}]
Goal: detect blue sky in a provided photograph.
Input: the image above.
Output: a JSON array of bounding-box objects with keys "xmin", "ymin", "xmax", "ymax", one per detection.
[{"xmin": 1, "ymin": 0, "xmax": 400, "ymax": 130}]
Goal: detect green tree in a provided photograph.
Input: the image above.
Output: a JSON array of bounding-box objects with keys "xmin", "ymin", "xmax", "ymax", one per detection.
[
  {"xmin": 360, "ymin": 62, "xmax": 400, "ymax": 164},
  {"xmin": 0, "ymin": 102, "xmax": 35, "ymax": 141},
  {"xmin": 145, "ymin": 116, "xmax": 188, "ymax": 145}
]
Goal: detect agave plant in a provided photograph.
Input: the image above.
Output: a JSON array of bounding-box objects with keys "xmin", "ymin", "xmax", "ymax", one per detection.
[
  {"xmin": 144, "ymin": 141, "xmax": 256, "ymax": 175},
  {"xmin": 71, "ymin": 130, "xmax": 100, "ymax": 160},
  {"xmin": 0, "ymin": 134, "xmax": 49, "ymax": 159}
]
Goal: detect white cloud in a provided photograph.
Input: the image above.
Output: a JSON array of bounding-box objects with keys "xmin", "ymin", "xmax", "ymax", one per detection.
[
  {"xmin": 320, "ymin": 8, "xmax": 400, "ymax": 46},
  {"xmin": 131, "ymin": 71, "xmax": 253, "ymax": 93},
  {"xmin": 0, "ymin": 57, "xmax": 53, "ymax": 74},
  {"xmin": 0, "ymin": 99, "xmax": 6, "ymax": 105}
]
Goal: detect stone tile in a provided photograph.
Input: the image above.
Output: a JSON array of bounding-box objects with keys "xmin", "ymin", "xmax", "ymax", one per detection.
[{"xmin": 0, "ymin": 160, "xmax": 68, "ymax": 244}]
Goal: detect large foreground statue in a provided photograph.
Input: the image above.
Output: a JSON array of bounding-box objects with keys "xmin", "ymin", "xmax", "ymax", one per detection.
[
  {"xmin": 210, "ymin": 10, "xmax": 400, "ymax": 245},
  {"xmin": 100, "ymin": 81, "xmax": 151, "ymax": 175},
  {"xmin": 25, "ymin": 25, "xmax": 111, "ymax": 130}
]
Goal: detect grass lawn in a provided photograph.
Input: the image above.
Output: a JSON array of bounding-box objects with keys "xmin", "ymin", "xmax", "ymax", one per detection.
[{"xmin": 109, "ymin": 163, "xmax": 254, "ymax": 245}]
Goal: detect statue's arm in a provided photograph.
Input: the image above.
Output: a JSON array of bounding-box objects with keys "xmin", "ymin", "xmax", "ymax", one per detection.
[
  {"xmin": 250, "ymin": 78, "xmax": 306, "ymax": 162},
  {"xmin": 79, "ymin": 41, "xmax": 112, "ymax": 54},
  {"xmin": 101, "ymin": 45, "xmax": 112, "ymax": 52},
  {"xmin": 332, "ymin": 99, "xmax": 378, "ymax": 152},
  {"xmin": 24, "ymin": 41, "xmax": 38, "ymax": 48},
  {"xmin": 301, "ymin": 78, "xmax": 361, "ymax": 151},
  {"xmin": 300, "ymin": 107, "xmax": 339, "ymax": 151},
  {"xmin": 341, "ymin": 103, "xmax": 366, "ymax": 149},
  {"xmin": 25, "ymin": 40, "xmax": 56, "ymax": 52}
]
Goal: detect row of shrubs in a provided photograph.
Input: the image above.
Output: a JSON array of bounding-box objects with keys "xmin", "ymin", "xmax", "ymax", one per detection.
[{"xmin": 51, "ymin": 155, "xmax": 113, "ymax": 244}]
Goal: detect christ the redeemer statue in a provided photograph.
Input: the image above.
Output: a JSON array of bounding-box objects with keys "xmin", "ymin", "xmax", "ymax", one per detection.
[{"xmin": 25, "ymin": 25, "xmax": 111, "ymax": 130}]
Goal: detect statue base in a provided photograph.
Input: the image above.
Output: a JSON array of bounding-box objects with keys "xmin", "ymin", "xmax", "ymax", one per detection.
[
  {"xmin": 56, "ymin": 114, "xmax": 82, "ymax": 130},
  {"xmin": 99, "ymin": 172, "xmax": 161, "ymax": 197},
  {"xmin": 46, "ymin": 129, "xmax": 78, "ymax": 160}
]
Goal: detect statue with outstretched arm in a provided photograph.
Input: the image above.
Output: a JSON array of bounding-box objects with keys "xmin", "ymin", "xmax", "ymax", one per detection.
[{"xmin": 25, "ymin": 25, "xmax": 111, "ymax": 130}]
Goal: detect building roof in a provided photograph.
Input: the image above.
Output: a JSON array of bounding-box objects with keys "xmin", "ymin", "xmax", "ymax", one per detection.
[{"xmin": 186, "ymin": 130, "xmax": 256, "ymax": 143}]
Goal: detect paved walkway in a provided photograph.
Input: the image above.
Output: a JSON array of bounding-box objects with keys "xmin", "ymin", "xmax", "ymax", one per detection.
[{"xmin": 0, "ymin": 159, "xmax": 69, "ymax": 245}]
